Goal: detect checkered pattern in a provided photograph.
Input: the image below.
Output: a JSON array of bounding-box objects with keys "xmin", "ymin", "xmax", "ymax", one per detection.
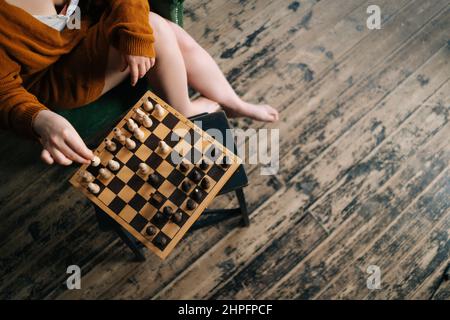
[{"xmin": 72, "ymin": 91, "xmax": 240, "ymax": 258}]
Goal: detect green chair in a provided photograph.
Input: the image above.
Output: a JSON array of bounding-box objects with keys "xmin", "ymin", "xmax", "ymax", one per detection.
[{"xmin": 57, "ymin": 0, "xmax": 185, "ymax": 143}]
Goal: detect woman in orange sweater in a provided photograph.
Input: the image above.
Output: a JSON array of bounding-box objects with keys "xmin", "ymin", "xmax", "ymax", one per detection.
[{"xmin": 0, "ymin": 0, "xmax": 278, "ymax": 165}]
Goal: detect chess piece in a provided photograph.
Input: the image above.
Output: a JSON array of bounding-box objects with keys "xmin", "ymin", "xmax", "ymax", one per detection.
[
  {"xmin": 113, "ymin": 128, "xmax": 126, "ymax": 143},
  {"xmin": 158, "ymin": 141, "xmax": 170, "ymax": 154},
  {"xmin": 91, "ymin": 156, "xmax": 100, "ymax": 167},
  {"xmin": 200, "ymin": 177, "xmax": 210, "ymax": 190},
  {"xmin": 146, "ymin": 225, "xmax": 157, "ymax": 236},
  {"xmin": 153, "ymin": 211, "xmax": 163, "ymax": 221},
  {"xmin": 108, "ymin": 159, "xmax": 120, "ymax": 171},
  {"xmin": 199, "ymin": 159, "xmax": 209, "ymax": 171},
  {"xmin": 154, "ymin": 103, "xmax": 164, "ymax": 117},
  {"xmin": 133, "ymin": 127, "xmax": 145, "ymax": 142},
  {"xmin": 191, "ymin": 188, "xmax": 201, "ymax": 202},
  {"xmin": 125, "ymin": 137, "xmax": 136, "ymax": 150},
  {"xmin": 80, "ymin": 171, "xmax": 94, "ymax": 183},
  {"xmin": 191, "ymin": 170, "xmax": 202, "ymax": 183},
  {"xmin": 186, "ymin": 199, "xmax": 197, "ymax": 210},
  {"xmin": 142, "ymin": 114, "xmax": 153, "ymax": 128},
  {"xmin": 105, "ymin": 138, "xmax": 117, "ymax": 152},
  {"xmin": 181, "ymin": 180, "xmax": 191, "ymax": 193},
  {"xmin": 171, "ymin": 211, "xmax": 183, "ymax": 223},
  {"xmin": 87, "ymin": 182, "xmax": 100, "ymax": 194},
  {"xmin": 163, "ymin": 206, "xmax": 174, "ymax": 216},
  {"xmin": 155, "ymin": 236, "xmax": 167, "ymax": 247},
  {"xmin": 179, "ymin": 160, "xmax": 189, "ymax": 173},
  {"xmin": 148, "ymin": 173, "xmax": 160, "ymax": 187},
  {"xmin": 99, "ymin": 168, "xmax": 112, "ymax": 180},
  {"xmin": 221, "ymin": 156, "xmax": 231, "ymax": 168},
  {"xmin": 138, "ymin": 163, "xmax": 150, "ymax": 175},
  {"xmin": 127, "ymin": 118, "xmax": 138, "ymax": 132},
  {"xmin": 143, "ymin": 99, "xmax": 154, "ymax": 112}
]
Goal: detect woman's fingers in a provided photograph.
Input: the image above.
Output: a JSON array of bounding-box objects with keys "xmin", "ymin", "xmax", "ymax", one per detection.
[
  {"xmin": 41, "ymin": 149, "xmax": 54, "ymax": 165},
  {"xmin": 120, "ymin": 55, "xmax": 128, "ymax": 72},
  {"xmin": 56, "ymin": 140, "xmax": 90, "ymax": 164},
  {"xmin": 48, "ymin": 146, "xmax": 73, "ymax": 166},
  {"xmin": 65, "ymin": 135, "xmax": 93, "ymax": 163},
  {"xmin": 150, "ymin": 57, "xmax": 156, "ymax": 68},
  {"xmin": 144, "ymin": 59, "xmax": 151, "ymax": 73},
  {"xmin": 138, "ymin": 62, "xmax": 147, "ymax": 79}
]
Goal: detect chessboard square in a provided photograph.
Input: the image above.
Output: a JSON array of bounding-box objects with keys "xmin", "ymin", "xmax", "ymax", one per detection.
[
  {"xmin": 98, "ymin": 171, "xmax": 114, "ymax": 185},
  {"xmin": 166, "ymin": 150, "xmax": 183, "ymax": 167},
  {"xmin": 147, "ymin": 116, "xmax": 160, "ymax": 131},
  {"xmin": 207, "ymin": 164, "xmax": 225, "ymax": 182},
  {"xmin": 152, "ymin": 232, "xmax": 171, "ymax": 250},
  {"xmin": 135, "ymin": 144, "xmax": 152, "ymax": 161},
  {"xmin": 151, "ymin": 212, "xmax": 169, "ymax": 229},
  {"xmin": 200, "ymin": 137, "xmax": 213, "ymax": 152},
  {"xmin": 140, "ymin": 203, "xmax": 158, "ymax": 220},
  {"xmin": 163, "ymin": 131, "xmax": 181, "ymax": 148},
  {"xmin": 186, "ymin": 148, "xmax": 203, "ymax": 164},
  {"xmin": 161, "ymin": 222, "xmax": 180, "ymax": 238},
  {"xmin": 167, "ymin": 169, "xmax": 185, "ymax": 186},
  {"xmin": 146, "ymin": 152, "xmax": 164, "ymax": 170},
  {"xmin": 108, "ymin": 196, "xmax": 127, "ymax": 213},
  {"xmin": 98, "ymin": 187, "xmax": 116, "ymax": 206},
  {"xmin": 173, "ymin": 139, "xmax": 191, "ymax": 157},
  {"xmin": 100, "ymin": 150, "xmax": 115, "ymax": 165},
  {"xmin": 138, "ymin": 183, "xmax": 155, "ymax": 199},
  {"xmin": 86, "ymin": 165, "xmax": 100, "ymax": 178},
  {"xmin": 157, "ymin": 160, "xmax": 174, "ymax": 178},
  {"xmin": 169, "ymin": 188, "xmax": 187, "ymax": 207},
  {"xmin": 119, "ymin": 204, "xmax": 136, "ymax": 223},
  {"xmin": 140, "ymin": 127, "xmax": 151, "ymax": 140},
  {"xmin": 153, "ymin": 123, "xmax": 171, "ymax": 140},
  {"xmin": 149, "ymin": 191, "xmax": 166, "ymax": 209},
  {"xmin": 125, "ymin": 155, "xmax": 142, "ymax": 172},
  {"xmin": 173, "ymin": 121, "xmax": 190, "ymax": 134},
  {"xmin": 128, "ymin": 175, "xmax": 146, "ymax": 191},
  {"xmin": 184, "ymin": 128, "xmax": 202, "ymax": 146},
  {"xmin": 117, "ymin": 166, "xmax": 134, "ymax": 183},
  {"xmin": 144, "ymin": 133, "xmax": 160, "ymax": 150},
  {"xmin": 118, "ymin": 185, "xmax": 136, "ymax": 203},
  {"xmin": 116, "ymin": 147, "xmax": 133, "ymax": 163},
  {"xmin": 107, "ymin": 177, "xmax": 126, "ymax": 194},
  {"xmin": 128, "ymin": 193, "xmax": 147, "ymax": 211},
  {"xmin": 158, "ymin": 180, "xmax": 177, "ymax": 198},
  {"xmin": 161, "ymin": 113, "xmax": 179, "ymax": 129},
  {"xmin": 130, "ymin": 214, "xmax": 148, "ymax": 232}
]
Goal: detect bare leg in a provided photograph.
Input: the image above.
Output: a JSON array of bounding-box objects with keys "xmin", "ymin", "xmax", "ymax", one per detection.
[
  {"xmin": 100, "ymin": 12, "xmax": 218, "ymax": 117},
  {"xmin": 167, "ymin": 20, "xmax": 279, "ymax": 122}
]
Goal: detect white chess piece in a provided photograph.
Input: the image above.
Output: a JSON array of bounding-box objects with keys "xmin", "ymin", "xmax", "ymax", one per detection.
[
  {"xmin": 143, "ymin": 99, "xmax": 154, "ymax": 112},
  {"xmin": 127, "ymin": 118, "xmax": 138, "ymax": 132},
  {"xmin": 154, "ymin": 104, "xmax": 165, "ymax": 117},
  {"xmin": 99, "ymin": 168, "xmax": 112, "ymax": 180},
  {"xmin": 158, "ymin": 141, "xmax": 170, "ymax": 154},
  {"xmin": 142, "ymin": 114, "xmax": 153, "ymax": 128},
  {"xmin": 91, "ymin": 156, "xmax": 100, "ymax": 167},
  {"xmin": 133, "ymin": 127, "xmax": 145, "ymax": 142},
  {"xmin": 125, "ymin": 137, "xmax": 136, "ymax": 150},
  {"xmin": 113, "ymin": 128, "xmax": 126, "ymax": 143},
  {"xmin": 108, "ymin": 159, "xmax": 120, "ymax": 171},
  {"xmin": 87, "ymin": 182, "xmax": 100, "ymax": 194},
  {"xmin": 138, "ymin": 163, "xmax": 151, "ymax": 175},
  {"xmin": 105, "ymin": 138, "xmax": 117, "ymax": 152}
]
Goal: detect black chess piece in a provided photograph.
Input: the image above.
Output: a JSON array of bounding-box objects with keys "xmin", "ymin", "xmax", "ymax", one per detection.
[
  {"xmin": 199, "ymin": 160, "xmax": 209, "ymax": 171},
  {"xmin": 171, "ymin": 211, "xmax": 183, "ymax": 223},
  {"xmin": 148, "ymin": 173, "xmax": 160, "ymax": 187},
  {"xmin": 146, "ymin": 225, "xmax": 157, "ymax": 236},
  {"xmin": 186, "ymin": 199, "xmax": 197, "ymax": 210},
  {"xmin": 200, "ymin": 177, "xmax": 210, "ymax": 190},
  {"xmin": 179, "ymin": 162, "xmax": 189, "ymax": 173},
  {"xmin": 155, "ymin": 236, "xmax": 167, "ymax": 247},
  {"xmin": 181, "ymin": 180, "xmax": 191, "ymax": 192},
  {"xmin": 191, "ymin": 188, "xmax": 201, "ymax": 202},
  {"xmin": 163, "ymin": 206, "xmax": 174, "ymax": 216},
  {"xmin": 192, "ymin": 170, "xmax": 202, "ymax": 183}
]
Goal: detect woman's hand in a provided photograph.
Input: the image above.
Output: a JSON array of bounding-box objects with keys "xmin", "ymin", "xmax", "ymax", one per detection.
[
  {"xmin": 121, "ymin": 54, "xmax": 156, "ymax": 86},
  {"xmin": 33, "ymin": 110, "xmax": 94, "ymax": 166}
]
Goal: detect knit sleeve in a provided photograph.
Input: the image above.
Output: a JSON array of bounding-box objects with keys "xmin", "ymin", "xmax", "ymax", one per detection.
[
  {"xmin": 0, "ymin": 51, "xmax": 48, "ymax": 139},
  {"xmin": 106, "ymin": 0, "xmax": 155, "ymax": 58}
]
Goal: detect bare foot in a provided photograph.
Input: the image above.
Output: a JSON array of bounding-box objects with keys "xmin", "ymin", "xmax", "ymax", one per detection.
[
  {"xmin": 189, "ymin": 96, "xmax": 221, "ymax": 116},
  {"xmin": 225, "ymin": 101, "xmax": 279, "ymax": 122}
]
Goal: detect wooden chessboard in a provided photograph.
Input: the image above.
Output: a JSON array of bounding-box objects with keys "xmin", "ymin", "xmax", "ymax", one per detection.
[{"xmin": 70, "ymin": 91, "xmax": 241, "ymax": 259}]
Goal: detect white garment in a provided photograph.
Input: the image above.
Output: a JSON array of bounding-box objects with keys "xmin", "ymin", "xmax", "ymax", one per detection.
[{"xmin": 33, "ymin": 0, "xmax": 79, "ymax": 31}]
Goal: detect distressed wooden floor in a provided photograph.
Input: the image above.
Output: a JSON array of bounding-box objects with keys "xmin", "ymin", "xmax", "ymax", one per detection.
[{"xmin": 0, "ymin": 0, "xmax": 449, "ymax": 300}]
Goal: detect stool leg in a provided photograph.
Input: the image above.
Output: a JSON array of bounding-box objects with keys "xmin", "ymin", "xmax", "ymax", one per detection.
[
  {"xmin": 235, "ymin": 188, "xmax": 250, "ymax": 227},
  {"xmin": 113, "ymin": 224, "xmax": 146, "ymax": 262}
]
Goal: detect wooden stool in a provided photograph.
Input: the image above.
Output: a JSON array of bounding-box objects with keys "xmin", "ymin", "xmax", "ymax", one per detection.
[{"xmin": 94, "ymin": 111, "xmax": 250, "ymax": 261}]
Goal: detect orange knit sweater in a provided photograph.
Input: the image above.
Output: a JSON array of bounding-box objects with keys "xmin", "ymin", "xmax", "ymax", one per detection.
[{"xmin": 0, "ymin": 0, "xmax": 155, "ymax": 138}]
